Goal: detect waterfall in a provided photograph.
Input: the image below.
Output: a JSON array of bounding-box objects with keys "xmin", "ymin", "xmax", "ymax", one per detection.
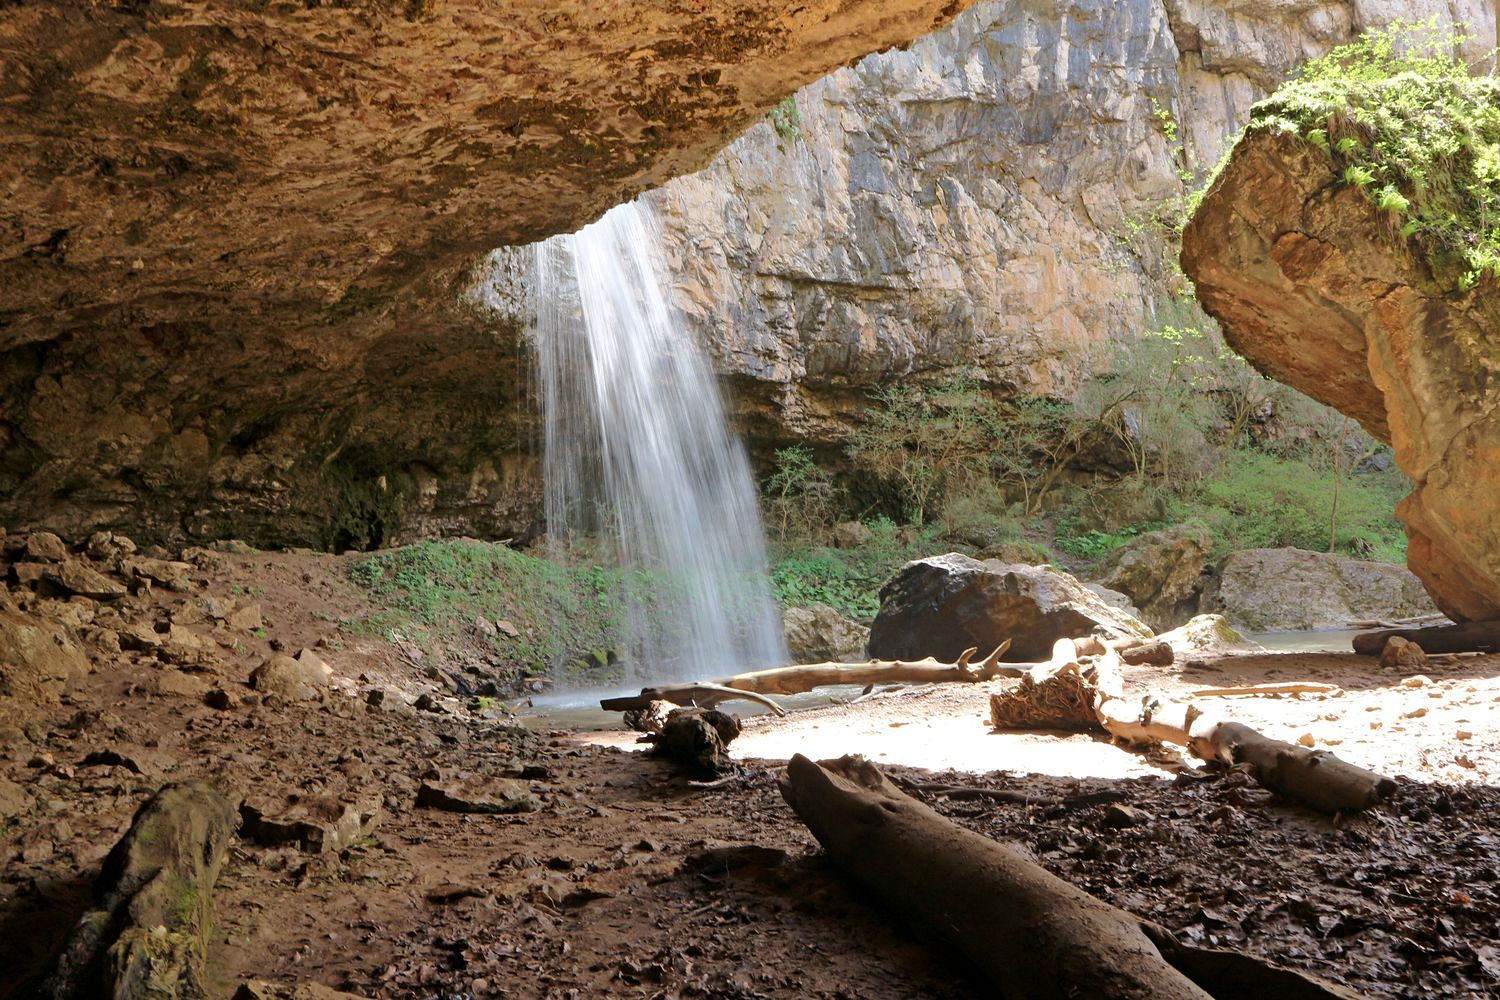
[{"xmin": 527, "ymin": 200, "xmax": 787, "ymax": 683}]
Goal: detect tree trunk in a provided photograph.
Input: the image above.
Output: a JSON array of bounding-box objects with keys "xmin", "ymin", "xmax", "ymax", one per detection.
[
  {"xmin": 1352, "ymin": 619, "xmax": 1500, "ymax": 655},
  {"xmin": 600, "ymin": 642, "xmax": 1016, "ymax": 712},
  {"xmin": 780, "ymin": 754, "xmax": 1364, "ymax": 1000}
]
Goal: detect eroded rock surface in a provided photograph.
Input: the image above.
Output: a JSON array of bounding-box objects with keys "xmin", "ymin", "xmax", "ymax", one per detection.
[
  {"xmin": 0, "ymin": 0, "xmax": 976, "ymax": 547},
  {"xmin": 1184, "ymin": 130, "xmax": 1500, "ymax": 620}
]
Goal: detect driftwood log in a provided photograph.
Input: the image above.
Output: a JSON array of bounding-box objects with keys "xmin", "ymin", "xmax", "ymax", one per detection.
[
  {"xmin": 991, "ymin": 641, "xmax": 1395, "ymax": 814},
  {"xmin": 781, "ymin": 754, "xmax": 1365, "ymax": 1000},
  {"xmin": 1352, "ymin": 619, "xmax": 1500, "ymax": 655},
  {"xmin": 602, "ymin": 641, "xmax": 1016, "ymax": 713}
]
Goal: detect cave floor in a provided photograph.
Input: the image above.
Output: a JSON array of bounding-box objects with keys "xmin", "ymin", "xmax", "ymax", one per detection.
[{"xmin": 1, "ymin": 547, "xmax": 1498, "ymax": 998}]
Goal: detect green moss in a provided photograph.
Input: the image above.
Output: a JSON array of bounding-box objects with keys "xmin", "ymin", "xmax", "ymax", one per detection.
[{"xmin": 1243, "ymin": 19, "xmax": 1500, "ymax": 291}]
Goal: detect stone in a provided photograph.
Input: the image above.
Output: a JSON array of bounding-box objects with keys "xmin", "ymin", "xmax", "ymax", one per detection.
[
  {"xmin": 1184, "ymin": 125, "xmax": 1500, "ymax": 620},
  {"xmin": 867, "ymin": 553, "xmax": 1153, "ymax": 663},
  {"xmin": 1380, "ymin": 636, "xmax": 1429, "ymax": 671},
  {"xmin": 0, "ymin": 776, "xmax": 29, "ymax": 821},
  {"xmin": 249, "ymin": 654, "xmax": 331, "ymax": 701},
  {"xmin": 124, "ymin": 556, "xmax": 195, "ymax": 593},
  {"xmin": 154, "ymin": 670, "xmax": 211, "ymax": 699},
  {"xmin": 116, "ymin": 622, "xmax": 165, "ymax": 652},
  {"xmin": 85, "ymin": 531, "xmax": 137, "ymax": 564},
  {"xmin": 1155, "ymin": 614, "xmax": 1259, "ymax": 658},
  {"xmin": 1203, "ymin": 548, "xmax": 1437, "ymax": 631},
  {"xmin": 80, "ymin": 747, "xmax": 169, "ymax": 777},
  {"xmin": 203, "ymin": 687, "xmax": 237, "ymax": 710},
  {"xmin": 41, "ymin": 559, "xmax": 128, "ymax": 601},
  {"xmin": 830, "ymin": 521, "xmax": 874, "ymax": 549},
  {"xmin": 0, "ymin": 0, "xmax": 976, "ymax": 548},
  {"xmin": 235, "ymin": 982, "xmax": 375, "ymax": 1000},
  {"xmin": 227, "ymin": 602, "xmax": 264, "ymax": 631},
  {"xmin": 1100, "ymin": 525, "xmax": 1211, "ymax": 631},
  {"xmin": 1082, "ymin": 583, "xmax": 1143, "ymax": 618},
  {"xmin": 239, "ymin": 794, "xmax": 382, "ymax": 854},
  {"xmin": 43, "ymin": 781, "xmax": 238, "ymax": 1000},
  {"xmin": 416, "ymin": 775, "xmax": 539, "ymax": 815},
  {"xmin": 0, "ymin": 609, "xmax": 91, "ymax": 700},
  {"xmin": 782, "ymin": 602, "xmax": 870, "ymax": 662},
  {"xmin": 22, "ymin": 531, "xmax": 68, "ymax": 562}
]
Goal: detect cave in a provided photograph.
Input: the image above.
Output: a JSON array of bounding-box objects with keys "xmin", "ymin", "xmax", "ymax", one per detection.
[{"xmin": 1, "ymin": 2, "xmax": 1498, "ymax": 998}]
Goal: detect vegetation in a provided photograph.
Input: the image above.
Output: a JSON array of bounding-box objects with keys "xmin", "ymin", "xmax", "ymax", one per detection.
[
  {"xmin": 344, "ymin": 539, "xmax": 668, "ymax": 684},
  {"xmin": 1245, "ymin": 19, "xmax": 1500, "ymax": 289},
  {"xmin": 768, "ymin": 96, "xmax": 802, "ymax": 144}
]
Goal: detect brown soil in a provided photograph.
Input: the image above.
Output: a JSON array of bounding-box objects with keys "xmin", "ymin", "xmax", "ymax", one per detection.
[{"xmin": 2, "ymin": 544, "xmax": 1498, "ymax": 999}]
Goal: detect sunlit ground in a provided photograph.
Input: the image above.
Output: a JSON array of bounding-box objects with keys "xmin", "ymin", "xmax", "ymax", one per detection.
[{"xmin": 562, "ymin": 650, "xmax": 1500, "ymax": 785}]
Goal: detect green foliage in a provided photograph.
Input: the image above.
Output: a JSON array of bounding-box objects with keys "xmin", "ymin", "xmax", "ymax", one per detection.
[
  {"xmin": 1249, "ymin": 18, "xmax": 1500, "ymax": 289},
  {"xmin": 845, "ymin": 375, "xmax": 999, "ymax": 525},
  {"xmin": 764, "ymin": 444, "xmax": 839, "ymax": 542},
  {"xmin": 1184, "ymin": 451, "xmax": 1409, "ymax": 561},
  {"xmin": 768, "ymin": 96, "xmax": 801, "ymax": 144},
  {"xmin": 770, "ymin": 518, "xmax": 943, "ymax": 619},
  {"xmin": 344, "ymin": 539, "xmax": 660, "ymax": 681},
  {"xmin": 1053, "ymin": 527, "xmax": 1148, "ymax": 559}
]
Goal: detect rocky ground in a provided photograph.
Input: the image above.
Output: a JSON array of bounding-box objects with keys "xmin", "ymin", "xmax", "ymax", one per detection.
[{"xmin": 2, "ymin": 532, "xmax": 1498, "ymax": 998}]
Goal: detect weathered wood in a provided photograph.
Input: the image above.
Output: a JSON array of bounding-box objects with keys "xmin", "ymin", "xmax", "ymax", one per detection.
[
  {"xmin": 1191, "ymin": 682, "xmax": 1343, "ymax": 697},
  {"xmin": 780, "ymin": 755, "xmax": 1364, "ymax": 1000},
  {"xmin": 991, "ymin": 642, "xmax": 1394, "ymax": 814},
  {"xmin": 1352, "ymin": 619, "xmax": 1500, "ymax": 655},
  {"xmin": 601, "ymin": 642, "xmax": 1015, "ymax": 713}
]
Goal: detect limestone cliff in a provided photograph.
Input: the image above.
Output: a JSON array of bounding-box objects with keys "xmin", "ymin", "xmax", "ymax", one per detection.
[
  {"xmin": 0, "ymin": 0, "xmax": 975, "ymax": 548},
  {"xmin": 645, "ymin": 0, "xmax": 1494, "ymax": 448}
]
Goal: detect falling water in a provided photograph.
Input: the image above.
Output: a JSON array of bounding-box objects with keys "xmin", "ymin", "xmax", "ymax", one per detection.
[{"xmin": 527, "ymin": 200, "xmax": 787, "ymax": 683}]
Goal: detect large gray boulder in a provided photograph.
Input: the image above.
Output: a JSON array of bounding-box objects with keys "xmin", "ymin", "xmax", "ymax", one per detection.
[
  {"xmin": 1101, "ymin": 524, "xmax": 1212, "ymax": 631},
  {"xmin": 868, "ymin": 553, "xmax": 1152, "ymax": 663},
  {"xmin": 1204, "ymin": 548, "xmax": 1437, "ymax": 631}
]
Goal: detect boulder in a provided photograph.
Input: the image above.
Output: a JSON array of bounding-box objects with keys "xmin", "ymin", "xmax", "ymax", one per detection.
[
  {"xmin": 0, "ymin": 609, "xmax": 91, "ymax": 700},
  {"xmin": 1184, "ymin": 127, "xmax": 1500, "ymax": 620},
  {"xmin": 43, "ymin": 781, "xmax": 238, "ymax": 1000},
  {"xmin": 22, "ymin": 532, "xmax": 68, "ymax": 562},
  {"xmin": 239, "ymin": 793, "xmax": 382, "ymax": 854},
  {"xmin": 416, "ymin": 775, "xmax": 538, "ymax": 815},
  {"xmin": 867, "ymin": 553, "xmax": 1153, "ymax": 663},
  {"xmin": 830, "ymin": 521, "xmax": 874, "ymax": 550},
  {"xmin": 782, "ymin": 603, "xmax": 871, "ymax": 662},
  {"xmin": 249, "ymin": 653, "xmax": 332, "ymax": 701},
  {"xmin": 45, "ymin": 559, "xmax": 128, "ymax": 602},
  {"xmin": 1155, "ymin": 614, "xmax": 1261, "ymax": 658},
  {"xmin": 1204, "ymin": 548, "xmax": 1436, "ymax": 631},
  {"xmin": 1100, "ymin": 525, "xmax": 1211, "ymax": 630}
]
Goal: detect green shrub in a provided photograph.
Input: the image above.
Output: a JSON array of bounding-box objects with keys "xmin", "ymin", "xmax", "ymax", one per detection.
[
  {"xmin": 1247, "ymin": 18, "xmax": 1500, "ymax": 290},
  {"xmin": 1184, "ymin": 451, "xmax": 1408, "ymax": 561}
]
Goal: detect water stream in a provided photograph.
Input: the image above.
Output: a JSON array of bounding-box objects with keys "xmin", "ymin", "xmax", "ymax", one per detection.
[{"xmin": 525, "ymin": 200, "xmax": 787, "ymax": 686}]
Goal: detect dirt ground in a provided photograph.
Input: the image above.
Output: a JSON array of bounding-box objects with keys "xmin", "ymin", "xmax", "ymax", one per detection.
[{"xmin": 2, "ymin": 545, "xmax": 1498, "ymax": 998}]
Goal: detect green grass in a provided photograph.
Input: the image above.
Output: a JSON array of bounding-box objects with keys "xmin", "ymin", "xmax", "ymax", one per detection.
[
  {"xmin": 1180, "ymin": 451, "xmax": 1409, "ymax": 562},
  {"xmin": 344, "ymin": 539, "xmax": 660, "ymax": 682},
  {"xmin": 770, "ymin": 518, "xmax": 949, "ymax": 620}
]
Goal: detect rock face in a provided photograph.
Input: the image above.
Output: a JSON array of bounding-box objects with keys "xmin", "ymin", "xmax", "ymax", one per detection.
[
  {"xmin": 1101, "ymin": 525, "xmax": 1212, "ymax": 631},
  {"xmin": 3, "ymin": 0, "xmax": 1492, "ymax": 547},
  {"xmin": 0, "ymin": 0, "xmax": 977, "ymax": 547},
  {"xmin": 642, "ymin": 0, "xmax": 1495, "ymax": 449},
  {"xmin": 782, "ymin": 603, "xmax": 871, "ymax": 663},
  {"xmin": 867, "ymin": 553, "xmax": 1152, "ymax": 662},
  {"xmin": 1185, "ymin": 129, "xmax": 1500, "ymax": 621},
  {"xmin": 1203, "ymin": 547, "xmax": 1436, "ymax": 631}
]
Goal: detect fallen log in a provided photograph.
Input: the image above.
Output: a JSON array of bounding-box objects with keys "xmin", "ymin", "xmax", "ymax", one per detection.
[
  {"xmin": 781, "ymin": 754, "xmax": 1364, "ymax": 1000},
  {"xmin": 991, "ymin": 641, "xmax": 1394, "ymax": 814},
  {"xmin": 1352, "ymin": 619, "xmax": 1500, "ymax": 655},
  {"xmin": 601, "ymin": 642, "xmax": 1014, "ymax": 713},
  {"xmin": 644, "ymin": 706, "xmax": 741, "ymax": 778},
  {"xmin": 1191, "ymin": 682, "xmax": 1342, "ymax": 697}
]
